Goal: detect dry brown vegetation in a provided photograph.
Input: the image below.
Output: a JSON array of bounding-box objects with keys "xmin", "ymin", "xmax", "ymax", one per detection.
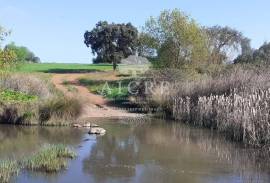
[
  {"xmin": 39, "ymin": 97, "xmax": 83, "ymax": 126},
  {"xmin": 0, "ymin": 73, "xmax": 83, "ymax": 125},
  {"xmin": 0, "ymin": 73, "xmax": 52, "ymax": 99},
  {"xmin": 141, "ymin": 65, "xmax": 270, "ymax": 147}
]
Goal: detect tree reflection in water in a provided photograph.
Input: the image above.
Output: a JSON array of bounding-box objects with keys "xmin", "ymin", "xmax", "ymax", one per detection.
[
  {"xmin": 83, "ymin": 126, "xmax": 139, "ymax": 182},
  {"xmin": 82, "ymin": 120, "xmax": 270, "ymax": 183},
  {"xmin": 0, "ymin": 125, "xmax": 83, "ymax": 159}
]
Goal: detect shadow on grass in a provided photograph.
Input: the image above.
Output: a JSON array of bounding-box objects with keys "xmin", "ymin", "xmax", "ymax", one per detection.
[
  {"xmin": 79, "ymin": 78, "xmax": 134, "ymax": 86},
  {"xmin": 44, "ymin": 68, "xmax": 103, "ymax": 74},
  {"xmin": 106, "ymin": 99, "xmax": 148, "ymax": 114}
]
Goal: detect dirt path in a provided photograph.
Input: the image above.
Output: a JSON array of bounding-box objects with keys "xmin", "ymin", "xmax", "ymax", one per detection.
[{"xmin": 51, "ymin": 73, "xmax": 142, "ymax": 120}]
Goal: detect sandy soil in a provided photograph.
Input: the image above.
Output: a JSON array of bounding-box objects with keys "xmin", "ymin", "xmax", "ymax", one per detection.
[{"xmin": 51, "ymin": 72, "xmax": 142, "ymax": 121}]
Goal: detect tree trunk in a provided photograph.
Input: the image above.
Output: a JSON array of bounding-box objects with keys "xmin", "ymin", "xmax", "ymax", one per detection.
[{"xmin": 113, "ymin": 60, "xmax": 117, "ymax": 71}]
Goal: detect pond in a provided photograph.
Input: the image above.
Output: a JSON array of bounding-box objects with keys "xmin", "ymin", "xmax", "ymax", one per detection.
[{"xmin": 0, "ymin": 118, "xmax": 269, "ymax": 183}]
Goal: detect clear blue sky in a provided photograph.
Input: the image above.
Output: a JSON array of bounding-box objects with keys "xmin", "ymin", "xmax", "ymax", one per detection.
[{"xmin": 0, "ymin": 0, "xmax": 269, "ymax": 63}]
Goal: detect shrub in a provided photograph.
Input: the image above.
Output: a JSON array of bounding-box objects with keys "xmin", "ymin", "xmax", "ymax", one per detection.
[
  {"xmin": 0, "ymin": 49, "xmax": 17, "ymax": 70},
  {"xmin": 39, "ymin": 96, "xmax": 83, "ymax": 125},
  {"xmin": 0, "ymin": 102, "xmax": 38, "ymax": 125},
  {"xmin": 0, "ymin": 72, "xmax": 82, "ymax": 126},
  {"xmin": 0, "ymin": 74, "xmax": 51, "ymax": 99}
]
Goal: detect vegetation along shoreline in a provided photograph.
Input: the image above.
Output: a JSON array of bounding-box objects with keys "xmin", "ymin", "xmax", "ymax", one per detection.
[{"xmin": 1, "ymin": 7, "xmax": 270, "ymax": 183}]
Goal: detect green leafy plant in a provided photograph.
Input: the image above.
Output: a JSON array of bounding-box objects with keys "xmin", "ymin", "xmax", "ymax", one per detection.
[{"xmin": 0, "ymin": 89, "xmax": 38, "ymax": 103}]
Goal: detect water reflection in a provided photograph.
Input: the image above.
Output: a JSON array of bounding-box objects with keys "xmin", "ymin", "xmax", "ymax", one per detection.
[
  {"xmin": 0, "ymin": 125, "xmax": 83, "ymax": 159},
  {"xmin": 83, "ymin": 127, "xmax": 139, "ymax": 182},
  {"xmin": 83, "ymin": 120, "xmax": 270, "ymax": 183},
  {"xmin": 1, "ymin": 119, "xmax": 270, "ymax": 183}
]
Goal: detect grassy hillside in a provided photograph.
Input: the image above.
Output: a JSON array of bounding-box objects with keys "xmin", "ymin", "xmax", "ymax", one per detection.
[{"xmin": 17, "ymin": 63, "xmax": 112, "ymax": 73}]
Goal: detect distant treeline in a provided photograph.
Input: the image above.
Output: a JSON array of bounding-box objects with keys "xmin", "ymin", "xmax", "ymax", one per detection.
[
  {"xmin": 0, "ymin": 26, "xmax": 40, "ymax": 70},
  {"xmin": 84, "ymin": 9, "xmax": 270, "ymax": 70},
  {"xmin": 5, "ymin": 42, "xmax": 40, "ymax": 63}
]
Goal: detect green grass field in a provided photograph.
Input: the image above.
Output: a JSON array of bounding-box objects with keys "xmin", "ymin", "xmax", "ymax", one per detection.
[{"xmin": 17, "ymin": 63, "xmax": 112, "ymax": 73}]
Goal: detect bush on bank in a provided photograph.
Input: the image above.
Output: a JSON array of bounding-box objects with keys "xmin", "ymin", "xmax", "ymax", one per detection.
[{"xmin": 0, "ymin": 73, "xmax": 83, "ymax": 125}]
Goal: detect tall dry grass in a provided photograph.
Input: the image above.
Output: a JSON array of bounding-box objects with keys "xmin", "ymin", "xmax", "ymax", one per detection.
[
  {"xmin": 0, "ymin": 74, "xmax": 52, "ymax": 99},
  {"xmin": 145, "ymin": 66, "xmax": 270, "ymax": 147},
  {"xmin": 173, "ymin": 88, "xmax": 270, "ymax": 146},
  {"xmin": 0, "ymin": 160, "xmax": 19, "ymax": 183},
  {"xmin": 0, "ymin": 102, "xmax": 38, "ymax": 125},
  {"xmin": 39, "ymin": 96, "xmax": 83, "ymax": 126},
  {"xmin": 0, "ymin": 73, "xmax": 83, "ymax": 125},
  {"xmin": 172, "ymin": 67, "xmax": 270, "ymax": 146}
]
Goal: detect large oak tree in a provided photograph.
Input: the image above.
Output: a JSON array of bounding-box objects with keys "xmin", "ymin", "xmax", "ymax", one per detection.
[{"xmin": 84, "ymin": 21, "xmax": 138, "ymax": 70}]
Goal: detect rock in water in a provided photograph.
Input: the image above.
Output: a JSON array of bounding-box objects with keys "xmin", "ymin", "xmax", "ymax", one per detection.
[
  {"xmin": 88, "ymin": 127, "xmax": 106, "ymax": 135},
  {"xmin": 83, "ymin": 123, "xmax": 91, "ymax": 128},
  {"xmin": 73, "ymin": 124, "xmax": 82, "ymax": 128},
  {"xmin": 91, "ymin": 123, "xmax": 99, "ymax": 127}
]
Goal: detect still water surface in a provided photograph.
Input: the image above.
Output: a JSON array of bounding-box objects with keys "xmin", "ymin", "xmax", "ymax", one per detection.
[{"xmin": 0, "ymin": 119, "xmax": 269, "ymax": 183}]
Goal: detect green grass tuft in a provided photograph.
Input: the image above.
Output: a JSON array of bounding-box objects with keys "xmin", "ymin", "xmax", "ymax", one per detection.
[
  {"xmin": 24, "ymin": 144, "xmax": 76, "ymax": 173},
  {"xmin": 39, "ymin": 96, "xmax": 83, "ymax": 125},
  {"xmin": 0, "ymin": 160, "xmax": 20, "ymax": 183}
]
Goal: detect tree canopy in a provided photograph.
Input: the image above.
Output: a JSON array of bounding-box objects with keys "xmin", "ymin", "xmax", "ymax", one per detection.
[
  {"xmin": 5, "ymin": 42, "xmax": 40, "ymax": 63},
  {"xmin": 84, "ymin": 21, "xmax": 138, "ymax": 70},
  {"xmin": 234, "ymin": 42, "xmax": 270, "ymax": 64},
  {"xmin": 140, "ymin": 9, "xmax": 209, "ymax": 68},
  {"xmin": 205, "ymin": 26, "xmax": 251, "ymax": 64},
  {"xmin": 0, "ymin": 26, "xmax": 17, "ymax": 70}
]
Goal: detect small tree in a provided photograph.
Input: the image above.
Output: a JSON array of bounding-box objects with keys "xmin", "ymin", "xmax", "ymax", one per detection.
[
  {"xmin": 84, "ymin": 21, "xmax": 138, "ymax": 70},
  {"xmin": 5, "ymin": 42, "xmax": 39, "ymax": 63},
  {"xmin": 137, "ymin": 32, "xmax": 159, "ymax": 58},
  {"xmin": 205, "ymin": 26, "xmax": 251, "ymax": 64},
  {"xmin": 0, "ymin": 48, "xmax": 17, "ymax": 69},
  {"xmin": 141, "ymin": 9, "xmax": 209, "ymax": 68},
  {"xmin": 234, "ymin": 42, "xmax": 270, "ymax": 64},
  {"xmin": 0, "ymin": 26, "xmax": 17, "ymax": 71},
  {"xmin": 253, "ymin": 42, "xmax": 270, "ymax": 63}
]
